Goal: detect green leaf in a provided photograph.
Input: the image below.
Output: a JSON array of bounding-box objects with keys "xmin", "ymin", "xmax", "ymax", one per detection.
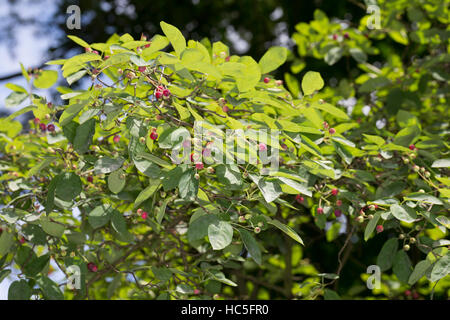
[
  {"xmin": 160, "ymin": 21, "xmax": 186, "ymax": 56},
  {"xmin": 40, "ymin": 216, "xmax": 65, "ymax": 238},
  {"xmin": 5, "ymin": 105, "xmax": 36, "ymax": 121},
  {"xmin": 239, "ymin": 229, "xmax": 262, "ymax": 265},
  {"xmin": 67, "ymin": 35, "xmax": 90, "ymax": 48},
  {"xmin": 111, "ymin": 210, "xmax": 133, "ymax": 242},
  {"xmin": 324, "ymin": 47, "xmax": 343, "ymax": 65},
  {"xmin": 88, "ymin": 204, "xmax": 114, "ymax": 228},
  {"xmin": 376, "ymin": 238, "xmax": 398, "ymax": 271},
  {"xmin": 73, "ymin": 118, "xmax": 96, "ymax": 154},
  {"xmin": 430, "ymin": 253, "xmax": 450, "ymax": 282},
  {"xmin": 393, "ymin": 250, "xmax": 412, "ymax": 283},
  {"xmin": 390, "ymin": 204, "xmax": 417, "ymax": 223},
  {"xmin": 178, "ymin": 170, "xmax": 198, "ymax": 200},
  {"xmin": 324, "ymin": 289, "xmax": 341, "ymax": 300},
  {"xmin": 258, "ymin": 46, "xmax": 287, "ymax": 74},
  {"xmin": 349, "ymin": 48, "xmax": 367, "ymax": 63},
  {"xmin": 94, "ymin": 157, "xmax": 125, "ymax": 174},
  {"xmin": 393, "ymin": 125, "xmax": 421, "ymax": 147},
  {"xmin": 24, "ymin": 254, "xmax": 50, "ymax": 277},
  {"xmin": 301, "ymin": 71, "xmax": 324, "ymax": 95},
  {"xmin": 187, "ymin": 214, "xmax": 220, "ymax": 243},
  {"xmin": 0, "ymin": 231, "xmax": 15, "ymax": 257},
  {"xmin": 108, "ymin": 169, "xmax": 126, "ymax": 194},
  {"xmin": 431, "ymin": 158, "xmax": 450, "ymax": 168},
  {"xmin": 277, "ymin": 176, "xmax": 312, "ymax": 197},
  {"xmin": 5, "ymin": 91, "xmax": 28, "ymax": 108},
  {"xmin": 55, "ymin": 172, "xmax": 82, "ymax": 201},
  {"xmin": 59, "ymin": 102, "xmax": 86, "ymax": 126},
  {"xmin": 37, "ymin": 276, "xmax": 64, "ymax": 300},
  {"xmin": 156, "ymin": 198, "xmax": 170, "ymax": 225},
  {"xmin": 364, "ymin": 212, "xmax": 381, "ymax": 241},
  {"xmin": 216, "ymin": 164, "xmax": 242, "ymax": 190},
  {"xmin": 134, "ymin": 180, "xmax": 161, "ymax": 208},
  {"xmin": 266, "ymin": 218, "xmax": 304, "ymax": 245},
  {"xmin": 8, "ymin": 280, "xmax": 32, "ymax": 300},
  {"xmin": 33, "ymin": 70, "xmax": 58, "ymax": 89},
  {"xmin": 208, "ymin": 220, "xmax": 233, "ymax": 250},
  {"xmin": 408, "ymin": 260, "xmax": 432, "ymax": 285},
  {"xmin": 403, "ymin": 193, "xmax": 443, "ymax": 205},
  {"xmin": 163, "ymin": 167, "xmax": 184, "ymax": 191},
  {"xmin": 249, "ymin": 174, "xmax": 282, "ymax": 203}
]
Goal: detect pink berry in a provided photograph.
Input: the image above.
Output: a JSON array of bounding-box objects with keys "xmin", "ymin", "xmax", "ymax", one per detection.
[
  {"xmin": 87, "ymin": 176, "xmax": 93, "ymax": 183},
  {"xmin": 334, "ymin": 209, "xmax": 342, "ymax": 217},
  {"xmin": 412, "ymin": 292, "xmax": 419, "ymax": 299},
  {"xmin": 47, "ymin": 124, "xmax": 55, "ymax": 132},
  {"xmin": 39, "ymin": 123, "xmax": 47, "ymax": 131},
  {"xmin": 376, "ymin": 225, "xmax": 384, "ymax": 233},
  {"xmin": 33, "ymin": 118, "xmax": 40, "ymax": 124},
  {"xmin": 333, "ymin": 34, "xmax": 338, "ymax": 40},
  {"xmin": 141, "ymin": 211, "xmax": 148, "ymax": 219},
  {"xmin": 87, "ymin": 262, "xmax": 98, "ymax": 272},
  {"xmin": 295, "ymin": 195, "xmax": 304, "ymax": 203},
  {"xmin": 317, "ymin": 207, "xmax": 324, "ymax": 215},
  {"xmin": 263, "ymin": 77, "xmax": 270, "ymax": 83},
  {"xmin": 113, "ymin": 135, "xmax": 120, "ymax": 143},
  {"xmin": 329, "ymin": 128, "xmax": 336, "ymax": 135},
  {"xmin": 104, "ymin": 55, "xmax": 110, "ymax": 60},
  {"xmin": 162, "ymin": 89, "xmax": 171, "ymax": 97},
  {"xmin": 405, "ymin": 290, "xmax": 411, "ymax": 297},
  {"xmin": 19, "ymin": 237, "xmax": 26, "ymax": 244},
  {"xmin": 138, "ymin": 66, "xmax": 146, "ymax": 72},
  {"xmin": 331, "ymin": 188, "xmax": 339, "ymax": 196},
  {"xmin": 194, "ymin": 289, "xmax": 200, "ymax": 295},
  {"xmin": 195, "ymin": 163, "xmax": 204, "ymax": 170},
  {"xmin": 222, "ymin": 105, "xmax": 229, "ymax": 113},
  {"xmin": 344, "ymin": 33, "xmax": 349, "ymax": 39},
  {"xmin": 336, "ymin": 200, "xmax": 342, "ymax": 206},
  {"xmin": 259, "ymin": 143, "xmax": 267, "ymax": 151},
  {"xmin": 150, "ymin": 132, "xmax": 158, "ymax": 140}
]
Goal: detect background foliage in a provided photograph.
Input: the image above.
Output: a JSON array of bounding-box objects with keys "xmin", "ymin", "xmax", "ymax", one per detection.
[{"xmin": 0, "ymin": 0, "xmax": 449, "ymax": 300}]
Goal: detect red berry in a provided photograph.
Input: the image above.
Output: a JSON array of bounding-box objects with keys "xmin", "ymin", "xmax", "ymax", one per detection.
[
  {"xmin": 104, "ymin": 55, "xmax": 110, "ymax": 60},
  {"xmin": 195, "ymin": 163, "xmax": 204, "ymax": 170},
  {"xmin": 263, "ymin": 77, "xmax": 270, "ymax": 83},
  {"xmin": 225, "ymin": 56, "xmax": 230, "ymax": 62},
  {"xmin": 334, "ymin": 209, "xmax": 342, "ymax": 217},
  {"xmin": 87, "ymin": 176, "xmax": 93, "ymax": 183},
  {"xmin": 329, "ymin": 128, "xmax": 336, "ymax": 135},
  {"xmin": 87, "ymin": 262, "xmax": 98, "ymax": 272},
  {"xmin": 333, "ymin": 34, "xmax": 338, "ymax": 40},
  {"xmin": 144, "ymin": 43, "xmax": 151, "ymax": 48},
  {"xmin": 376, "ymin": 225, "xmax": 384, "ymax": 233},
  {"xmin": 150, "ymin": 132, "xmax": 158, "ymax": 140},
  {"xmin": 162, "ymin": 89, "xmax": 171, "ymax": 97},
  {"xmin": 33, "ymin": 118, "xmax": 40, "ymax": 124},
  {"xmin": 280, "ymin": 143, "xmax": 287, "ymax": 150},
  {"xmin": 47, "ymin": 124, "xmax": 55, "ymax": 132},
  {"xmin": 331, "ymin": 188, "xmax": 339, "ymax": 196},
  {"xmin": 19, "ymin": 237, "xmax": 26, "ymax": 244},
  {"xmin": 113, "ymin": 135, "xmax": 120, "ymax": 143},
  {"xmin": 222, "ymin": 105, "xmax": 229, "ymax": 113},
  {"xmin": 295, "ymin": 195, "xmax": 304, "ymax": 203},
  {"xmin": 155, "ymin": 91, "xmax": 163, "ymax": 99},
  {"xmin": 344, "ymin": 33, "xmax": 349, "ymax": 39},
  {"xmin": 336, "ymin": 200, "xmax": 343, "ymax": 207},
  {"xmin": 317, "ymin": 207, "xmax": 324, "ymax": 215},
  {"xmin": 409, "ymin": 144, "xmax": 415, "ymax": 150},
  {"xmin": 141, "ymin": 211, "xmax": 148, "ymax": 219},
  {"xmin": 405, "ymin": 290, "xmax": 411, "ymax": 297},
  {"xmin": 138, "ymin": 66, "xmax": 146, "ymax": 73},
  {"xmin": 39, "ymin": 123, "xmax": 47, "ymax": 131}
]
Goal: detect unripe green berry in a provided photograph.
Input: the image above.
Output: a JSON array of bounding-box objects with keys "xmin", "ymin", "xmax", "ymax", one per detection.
[
  {"xmin": 424, "ymin": 171, "xmax": 431, "ymax": 178},
  {"xmin": 244, "ymin": 214, "xmax": 252, "ymax": 220},
  {"xmin": 403, "ymin": 244, "xmax": 410, "ymax": 251},
  {"xmin": 409, "ymin": 237, "xmax": 416, "ymax": 244},
  {"xmin": 399, "ymin": 234, "xmax": 405, "ymax": 240},
  {"xmin": 238, "ymin": 216, "xmax": 246, "ymax": 223},
  {"xmin": 254, "ymin": 227, "xmax": 261, "ymax": 234}
]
